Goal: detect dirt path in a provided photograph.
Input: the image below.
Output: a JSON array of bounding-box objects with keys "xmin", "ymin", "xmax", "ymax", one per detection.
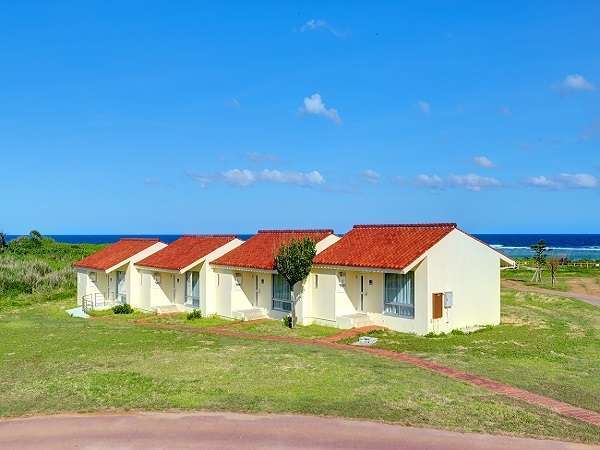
[
  {"xmin": 502, "ymin": 279, "xmax": 600, "ymax": 306},
  {"xmin": 1, "ymin": 411, "xmax": 597, "ymax": 450}
]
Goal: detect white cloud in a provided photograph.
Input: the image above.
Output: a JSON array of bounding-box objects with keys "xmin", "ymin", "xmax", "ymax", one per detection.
[
  {"xmin": 558, "ymin": 74, "xmax": 594, "ymax": 92},
  {"xmin": 186, "ymin": 172, "xmax": 212, "ymax": 188},
  {"xmin": 417, "ymin": 100, "xmax": 431, "ymax": 114},
  {"xmin": 361, "ymin": 169, "xmax": 380, "ymax": 183},
  {"xmin": 526, "ymin": 173, "xmax": 598, "ymax": 190},
  {"xmin": 526, "ymin": 176, "xmax": 559, "ymax": 189},
  {"xmin": 300, "ymin": 93, "xmax": 341, "ymax": 124},
  {"xmin": 223, "ymin": 169, "xmax": 255, "ymax": 186},
  {"xmin": 219, "ymin": 168, "xmax": 325, "ymax": 188},
  {"xmin": 259, "ymin": 169, "xmax": 324, "ymax": 186},
  {"xmin": 416, "ymin": 174, "xmax": 444, "ymax": 189},
  {"xmin": 227, "ymin": 98, "xmax": 241, "ymax": 108},
  {"xmin": 473, "ymin": 156, "xmax": 495, "ymax": 168},
  {"xmin": 299, "ymin": 19, "xmax": 345, "ymax": 38},
  {"xmin": 499, "ymin": 106, "xmax": 511, "ymax": 116},
  {"xmin": 245, "ymin": 151, "xmax": 279, "ymax": 162},
  {"xmin": 447, "ymin": 174, "xmax": 501, "ymax": 191}
]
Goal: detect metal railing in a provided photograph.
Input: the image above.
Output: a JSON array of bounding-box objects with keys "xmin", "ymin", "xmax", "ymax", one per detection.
[{"xmin": 81, "ymin": 292, "xmax": 126, "ymax": 312}]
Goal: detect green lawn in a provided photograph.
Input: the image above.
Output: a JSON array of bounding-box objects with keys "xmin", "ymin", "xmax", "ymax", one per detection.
[
  {"xmin": 140, "ymin": 313, "xmax": 233, "ymax": 329},
  {"xmin": 362, "ymin": 290, "xmax": 600, "ymax": 413},
  {"xmin": 92, "ymin": 309, "xmax": 341, "ymax": 338},
  {"xmin": 0, "ymin": 300, "xmax": 598, "ymax": 444},
  {"xmin": 227, "ymin": 319, "xmax": 341, "ymax": 339},
  {"xmin": 502, "ymin": 264, "xmax": 600, "ymax": 292}
]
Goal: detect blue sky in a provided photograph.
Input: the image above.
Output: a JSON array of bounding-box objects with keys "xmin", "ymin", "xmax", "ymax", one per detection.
[{"xmin": 2, "ymin": 1, "xmax": 599, "ymax": 234}]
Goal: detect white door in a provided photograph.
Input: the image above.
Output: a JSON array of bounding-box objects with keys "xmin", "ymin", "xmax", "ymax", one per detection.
[
  {"xmin": 359, "ymin": 275, "xmax": 368, "ymax": 312},
  {"xmin": 254, "ymin": 275, "xmax": 260, "ymax": 306}
]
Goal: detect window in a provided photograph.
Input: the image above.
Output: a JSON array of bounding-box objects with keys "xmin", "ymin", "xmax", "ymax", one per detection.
[
  {"xmin": 384, "ymin": 272, "xmax": 414, "ymax": 318},
  {"xmin": 314, "ymin": 274, "xmax": 319, "ymax": 288},
  {"xmin": 185, "ymin": 271, "xmax": 200, "ymax": 307},
  {"xmin": 116, "ymin": 271, "xmax": 127, "ymax": 304},
  {"xmin": 272, "ymin": 274, "xmax": 292, "ymax": 311}
]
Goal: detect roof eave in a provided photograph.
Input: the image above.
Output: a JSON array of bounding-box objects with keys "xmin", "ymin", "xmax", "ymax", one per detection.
[
  {"xmin": 312, "ymin": 263, "xmax": 409, "ymax": 274},
  {"xmin": 210, "ymin": 263, "xmax": 276, "ymax": 274}
]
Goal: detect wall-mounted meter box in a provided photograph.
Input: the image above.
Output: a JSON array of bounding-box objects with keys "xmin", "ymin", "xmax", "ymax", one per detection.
[{"xmin": 444, "ymin": 292, "xmax": 453, "ymax": 308}]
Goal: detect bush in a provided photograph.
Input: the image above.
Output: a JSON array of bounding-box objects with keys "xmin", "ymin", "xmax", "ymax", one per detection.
[
  {"xmin": 282, "ymin": 314, "xmax": 293, "ymax": 328},
  {"xmin": 112, "ymin": 304, "xmax": 133, "ymax": 314},
  {"xmin": 186, "ymin": 309, "xmax": 202, "ymax": 320}
]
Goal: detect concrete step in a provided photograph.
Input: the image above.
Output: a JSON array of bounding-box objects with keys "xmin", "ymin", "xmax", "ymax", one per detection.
[
  {"xmin": 336, "ymin": 313, "xmax": 374, "ymax": 329},
  {"xmin": 232, "ymin": 308, "xmax": 268, "ymax": 321},
  {"xmin": 155, "ymin": 304, "xmax": 181, "ymax": 315}
]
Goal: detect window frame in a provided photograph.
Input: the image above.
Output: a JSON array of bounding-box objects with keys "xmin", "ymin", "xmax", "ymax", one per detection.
[
  {"xmin": 185, "ymin": 271, "xmax": 200, "ymax": 308},
  {"xmin": 272, "ymin": 273, "xmax": 292, "ymax": 312},
  {"xmin": 383, "ymin": 272, "xmax": 415, "ymax": 318}
]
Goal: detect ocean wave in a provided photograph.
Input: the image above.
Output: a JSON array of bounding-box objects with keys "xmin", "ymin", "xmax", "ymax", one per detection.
[{"xmin": 490, "ymin": 245, "xmax": 600, "ymax": 251}]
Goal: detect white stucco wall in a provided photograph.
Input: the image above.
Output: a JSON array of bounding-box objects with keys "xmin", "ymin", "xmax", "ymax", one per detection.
[
  {"xmin": 76, "ymin": 270, "xmax": 108, "ymax": 306},
  {"xmin": 424, "ymin": 229, "xmax": 501, "ymax": 333}
]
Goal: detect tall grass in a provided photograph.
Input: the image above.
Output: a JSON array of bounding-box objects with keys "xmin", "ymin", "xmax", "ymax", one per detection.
[{"xmin": 0, "ymin": 256, "xmax": 75, "ymax": 296}]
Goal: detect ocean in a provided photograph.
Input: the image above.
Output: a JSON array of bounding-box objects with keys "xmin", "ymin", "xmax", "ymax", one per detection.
[{"xmin": 6, "ymin": 234, "xmax": 600, "ymax": 261}]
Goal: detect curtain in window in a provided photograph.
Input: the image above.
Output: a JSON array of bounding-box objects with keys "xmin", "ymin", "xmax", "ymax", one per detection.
[
  {"xmin": 185, "ymin": 272, "xmax": 200, "ymax": 307},
  {"xmin": 272, "ymin": 274, "xmax": 292, "ymax": 311},
  {"xmin": 116, "ymin": 271, "xmax": 127, "ymax": 304},
  {"xmin": 384, "ymin": 272, "xmax": 414, "ymax": 318}
]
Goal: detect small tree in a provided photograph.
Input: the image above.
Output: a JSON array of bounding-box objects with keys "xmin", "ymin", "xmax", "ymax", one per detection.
[
  {"xmin": 29, "ymin": 230, "xmax": 42, "ymax": 244},
  {"xmin": 0, "ymin": 232, "xmax": 7, "ymax": 252},
  {"xmin": 274, "ymin": 237, "xmax": 317, "ymax": 328},
  {"xmin": 548, "ymin": 257, "xmax": 560, "ymax": 288},
  {"xmin": 530, "ymin": 240, "xmax": 548, "ymax": 283}
]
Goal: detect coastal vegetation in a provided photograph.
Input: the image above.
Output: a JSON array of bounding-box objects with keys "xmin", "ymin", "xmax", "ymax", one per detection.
[{"xmin": 0, "ymin": 232, "xmax": 102, "ymax": 310}]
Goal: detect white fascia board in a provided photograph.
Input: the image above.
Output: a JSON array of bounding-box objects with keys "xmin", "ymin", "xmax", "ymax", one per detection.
[
  {"xmin": 179, "ymin": 256, "xmax": 207, "ymax": 274},
  {"xmin": 135, "ymin": 265, "xmax": 180, "ymax": 274},
  {"xmin": 104, "ymin": 260, "xmax": 130, "ymax": 274},
  {"xmin": 312, "ymin": 264, "xmax": 407, "ymax": 274},
  {"xmin": 210, "ymin": 264, "xmax": 276, "ymax": 274}
]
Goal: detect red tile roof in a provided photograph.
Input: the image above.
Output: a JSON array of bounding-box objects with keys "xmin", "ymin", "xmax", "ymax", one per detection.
[
  {"xmin": 73, "ymin": 238, "xmax": 160, "ymax": 271},
  {"xmin": 212, "ymin": 229, "xmax": 333, "ymax": 270},
  {"xmin": 136, "ymin": 235, "xmax": 236, "ymax": 271},
  {"xmin": 313, "ymin": 224, "xmax": 457, "ymax": 270}
]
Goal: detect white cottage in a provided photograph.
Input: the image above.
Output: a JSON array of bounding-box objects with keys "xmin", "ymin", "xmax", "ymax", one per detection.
[
  {"xmin": 135, "ymin": 235, "xmax": 243, "ymax": 313},
  {"xmin": 311, "ymin": 224, "xmax": 516, "ymax": 334},
  {"xmin": 210, "ymin": 229, "xmax": 339, "ymax": 321},
  {"xmin": 73, "ymin": 238, "xmax": 166, "ymax": 310}
]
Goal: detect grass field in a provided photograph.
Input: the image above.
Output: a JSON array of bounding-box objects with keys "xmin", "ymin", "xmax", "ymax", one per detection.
[
  {"xmin": 502, "ymin": 263, "xmax": 600, "ymax": 292},
  {"xmin": 0, "ymin": 300, "xmax": 599, "ymax": 444},
  {"xmin": 362, "ymin": 290, "xmax": 600, "ymax": 413}
]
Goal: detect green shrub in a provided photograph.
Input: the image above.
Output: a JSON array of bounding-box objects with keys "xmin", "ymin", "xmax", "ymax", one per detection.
[
  {"xmin": 186, "ymin": 309, "xmax": 202, "ymax": 320},
  {"xmin": 282, "ymin": 314, "xmax": 293, "ymax": 328},
  {"xmin": 112, "ymin": 304, "xmax": 133, "ymax": 314}
]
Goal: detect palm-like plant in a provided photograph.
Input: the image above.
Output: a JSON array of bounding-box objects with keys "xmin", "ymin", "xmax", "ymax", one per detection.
[
  {"xmin": 29, "ymin": 230, "xmax": 42, "ymax": 242},
  {"xmin": 0, "ymin": 232, "xmax": 7, "ymax": 251}
]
